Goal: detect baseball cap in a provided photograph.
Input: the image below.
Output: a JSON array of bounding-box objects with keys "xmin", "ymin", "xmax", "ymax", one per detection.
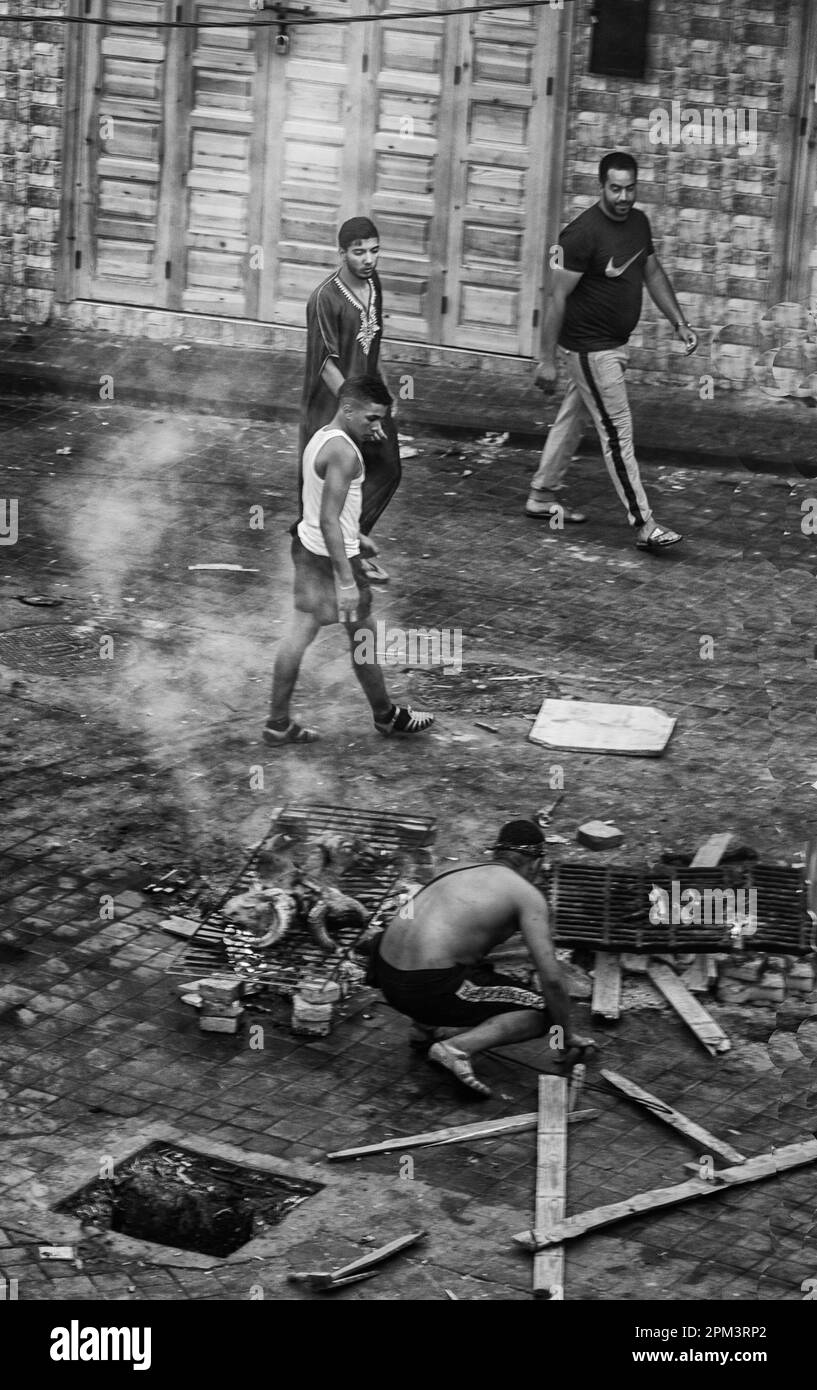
[{"xmin": 490, "ymin": 819, "xmax": 545, "ymax": 855}]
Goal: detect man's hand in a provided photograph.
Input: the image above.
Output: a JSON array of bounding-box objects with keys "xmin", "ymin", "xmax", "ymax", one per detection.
[
  {"xmin": 553, "ymin": 1033, "xmax": 597, "ymax": 1073},
  {"xmin": 675, "ymin": 323, "xmax": 699, "ymax": 356},
  {"xmin": 534, "ymin": 359, "xmax": 559, "ymax": 393},
  {"xmin": 358, "ymin": 534, "xmax": 379, "ymax": 558},
  {"xmin": 336, "ymin": 582, "xmax": 359, "ymax": 624}
]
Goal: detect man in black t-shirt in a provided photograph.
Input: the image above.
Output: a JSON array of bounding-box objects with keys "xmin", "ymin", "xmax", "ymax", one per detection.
[{"xmin": 525, "ymin": 152, "xmax": 698, "ymax": 549}]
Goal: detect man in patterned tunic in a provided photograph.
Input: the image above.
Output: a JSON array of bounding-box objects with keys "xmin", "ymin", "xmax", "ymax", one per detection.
[
  {"xmin": 296, "ymin": 217, "xmax": 401, "ymax": 580},
  {"xmin": 370, "ymin": 819, "xmax": 594, "ymax": 1096}
]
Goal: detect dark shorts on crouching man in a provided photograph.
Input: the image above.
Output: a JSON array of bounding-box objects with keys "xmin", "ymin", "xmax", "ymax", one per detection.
[{"xmin": 372, "ymin": 946, "xmax": 551, "ymax": 1028}]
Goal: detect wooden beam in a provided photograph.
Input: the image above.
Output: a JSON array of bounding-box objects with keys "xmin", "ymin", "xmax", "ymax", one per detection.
[
  {"xmin": 568, "ymin": 1062, "xmax": 586, "ymax": 1113},
  {"xmin": 646, "ymin": 961, "xmax": 731, "ymax": 1055},
  {"xmin": 591, "ymin": 952, "xmax": 621, "ymax": 1020},
  {"xmin": 533, "ymin": 1075, "xmax": 568, "ymax": 1299},
  {"xmin": 326, "ymin": 1112, "xmax": 538, "ymax": 1160},
  {"xmin": 690, "ymin": 833, "xmax": 734, "ymax": 867},
  {"xmin": 687, "ymin": 835, "xmax": 733, "ymax": 986},
  {"xmin": 600, "ymin": 1069, "xmax": 746, "ymax": 1166},
  {"xmin": 513, "ymin": 1138, "xmax": 817, "ymax": 1250}
]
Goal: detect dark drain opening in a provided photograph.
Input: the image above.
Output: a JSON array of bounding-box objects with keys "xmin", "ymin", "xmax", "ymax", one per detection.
[{"xmin": 57, "ymin": 1142, "xmax": 322, "ymax": 1257}]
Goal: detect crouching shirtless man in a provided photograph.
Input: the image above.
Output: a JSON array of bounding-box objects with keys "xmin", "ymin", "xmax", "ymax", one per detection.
[{"xmin": 370, "ymin": 819, "xmax": 594, "ymax": 1097}]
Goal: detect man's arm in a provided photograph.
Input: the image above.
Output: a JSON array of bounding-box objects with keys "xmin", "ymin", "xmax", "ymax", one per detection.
[
  {"xmin": 535, "ymin": 266, "xmax": 583, "ymax": 391},
  {"xmin": 516, "ymin": 883, "xmax": 572, "ymax": 1038},
  {"xmin": 320, "ymin": 359, "xmax": 345, "ymax": 395},
  {"xmin": 643, "ymin": 254, "xmax": 698, "ymax": 354},
  {"xmin": 318, "ymin": 442, "xmax": 361, "ymax": 622}
]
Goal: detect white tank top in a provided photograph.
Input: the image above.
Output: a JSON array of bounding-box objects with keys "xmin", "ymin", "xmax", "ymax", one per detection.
[{"xmin": 297, "ymin": 427, "xmax": 364, "ymax": 558}]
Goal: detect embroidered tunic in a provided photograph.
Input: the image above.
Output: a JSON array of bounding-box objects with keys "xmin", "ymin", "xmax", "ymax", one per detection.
[{"xmin": 295, "ymin": 268, "xmax": 401, "ymax": 534}]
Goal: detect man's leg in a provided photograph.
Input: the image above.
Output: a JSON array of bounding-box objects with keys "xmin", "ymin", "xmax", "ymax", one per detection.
[
  {"xmin": 347, "ymin": 618, "xmax": 434, "ymax": 736},
  {"xmin": 265, "ymin": 609, "xmax": 321, "ymax": 741},
  {"xmin": 568, "ymin": 349, "xmax": 680, "ymax": 545},
  {"xmin": 526, "ymin": 377, "xmax": 588, "ymax": 522},
  {"xmin": 427, "ymin": 1009, "xmax": 548, "ymax": 1097}
]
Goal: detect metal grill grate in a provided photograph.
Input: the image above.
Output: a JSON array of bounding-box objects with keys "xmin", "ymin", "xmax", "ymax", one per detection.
[
  {"xmin": 546, "ymin": 862, "xmax": 815, "ymax": 954},
  {"xmin": 172, "ymin": 803, "xmax": 436, "ymax": 990}
]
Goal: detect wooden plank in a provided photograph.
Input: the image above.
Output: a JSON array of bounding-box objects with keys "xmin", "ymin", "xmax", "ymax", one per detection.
[
  {"xmin": 646, "ymin": 961, "xmax": 731, "ymax": 1055},
  {"xmin": 690, "ymin": 833, "xmax": 734, "ymax": 867},
  {"xmin": 591, "ymin": 952, "xmax": 621, "ymax": 1020},
  {"xmin": 514, "ymin": 1138, "xmax": 817, "ymax": 1250},
  {"xmin": 326, "ymin": 1112, "xmax": 538, "ymax": 1160},
  {"xmin": 533, "ymin": 1075, "xmax": 567, "ymax": 1299},
  {"xmin": 600, "ymin": 1069, "xmax": 746, "ymax": 1166},
  {"xmin": 568, "ymin": 1062, "xmax": 586, "ymax": 1114}
]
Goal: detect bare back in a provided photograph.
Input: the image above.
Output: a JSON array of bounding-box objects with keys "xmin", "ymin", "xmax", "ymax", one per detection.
[{"xmin": 379, "ymin": 862, "xmax": 546, "ymax": 969}]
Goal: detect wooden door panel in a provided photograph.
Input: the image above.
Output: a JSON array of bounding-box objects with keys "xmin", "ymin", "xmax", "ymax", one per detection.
[
  {"xmin": 361, "ymin": 0, "xmax": 455, "ymax": 343},
  {"xmin": 178, "ymin": 1, "xmax": 259, "ymax": 316},
  {"xmin": 260, "ymin": 1, "xmax": 365, "ymax": 324},
  {"xmin": 444, "ymin": 7, "xmax": 553, "ymax": 353},
  {"xmin": 76, "ymin": 0, "xmax": 172, "ymax": 305}
]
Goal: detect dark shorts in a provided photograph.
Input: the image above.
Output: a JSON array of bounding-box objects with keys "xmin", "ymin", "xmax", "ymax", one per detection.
[
  {"xmin": 291, "ymin": 535, "xmax": 372, "ymax": 627},
  {"xmin": 373, "ymin": 946, "xmax": 549, "ymax": 1027}
]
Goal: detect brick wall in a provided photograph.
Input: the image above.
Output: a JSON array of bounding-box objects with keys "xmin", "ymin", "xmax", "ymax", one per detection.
[
  {"xmin": 562, "ymin": 0, "xmax": 798, "ymax": 391},
  {"xmin": 0, "ymin": 0, "xmax": 65, "ymax": 323}
]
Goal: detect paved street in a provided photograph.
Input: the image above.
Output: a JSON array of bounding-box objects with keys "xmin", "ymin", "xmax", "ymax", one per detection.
[{"xmin": 1, "ymin": 388, "xmax": 816, "ymax": 1302}]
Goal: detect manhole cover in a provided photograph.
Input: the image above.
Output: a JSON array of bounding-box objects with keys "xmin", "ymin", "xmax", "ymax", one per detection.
[
  {"xmin": 57, "ymin": 1142, "xmax": 321, "ymax": 1257},
  {"xmin": 0, "ymin": 624, "xmax": 126, "ymax": 677},
  {"xmin": 407, "ymin": 663, "xmax": 557, "ymax": 714}
]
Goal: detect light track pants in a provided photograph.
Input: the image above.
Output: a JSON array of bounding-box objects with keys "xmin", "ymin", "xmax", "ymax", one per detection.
[{"xmin": 529, "ymin": 347, "xmax": 653, "ymax": 531}]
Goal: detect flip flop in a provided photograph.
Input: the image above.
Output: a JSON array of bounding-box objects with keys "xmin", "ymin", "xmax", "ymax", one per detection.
[
  {"xmin": 428, "ymin": 1041, "xmax": 492, "ymax": 1098},
  {"xmin": 262, "ymin": 721, "xmax": 320, "ymax": 746},
  {"xmin": 525, "ymin": 500, "xmax": 588, "ymax": 524},
  {"xmin": 636, "ymin": 524, "xmax": 683, "ymax": 551},
  {"xmin": 360, "ymin": 557, "xmax": 390, "ymax": 583}
]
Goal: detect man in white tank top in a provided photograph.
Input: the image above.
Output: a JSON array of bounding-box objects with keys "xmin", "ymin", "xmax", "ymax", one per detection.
[{"xmin": 264, "ymin": 376, "xmax": 434, "ymax": 745}]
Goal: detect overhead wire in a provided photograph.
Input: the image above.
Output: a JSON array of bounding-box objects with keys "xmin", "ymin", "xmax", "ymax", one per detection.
[{"xmin": 1, "ymin": 0, "xmax": 575, "ymax": 32}]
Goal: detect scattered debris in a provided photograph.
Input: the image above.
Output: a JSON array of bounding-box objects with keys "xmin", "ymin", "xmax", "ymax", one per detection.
[
  {"xmin": 513, "ymin": 1138, "xmax": 817, "ymax": 1250},
  {"xmin": 600, "ymin": 1069, "xmax": 746, "ymax": 1165},
  {"xmin": 288, "ymin": 1230, "xmax": 426, "ymax": 1292},
  {"xmin": 474, "ymin": 721, "xmax": 499, "ymax": 733},
  {"xmin": 529, "ymin": 699, "xmax": 676, "ymax": 756},
  {"xmin": 577, "ymin": 820, "xmax": 624, "ymax": 850},
  {"xmin": 161, "ymin": 915, "xmax": 201, "ymax": 939},
  {"xmin": 187, "ymin": 564, "xmax": 260, "ymax": 573},
  {"xmin": 39, "ymin": 1246, "xmax": 75, "ymax": 1261}
]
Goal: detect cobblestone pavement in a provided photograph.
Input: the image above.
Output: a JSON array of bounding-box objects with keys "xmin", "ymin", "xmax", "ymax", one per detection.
[{"xmin": 1, "ymin": 392, "xmax": 815, "ymax": 1302}]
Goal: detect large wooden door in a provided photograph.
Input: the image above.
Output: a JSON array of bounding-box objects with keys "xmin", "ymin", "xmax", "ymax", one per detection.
[{"xmin": 70, "ymin": 2, "xmax": 564, "ymax": 354}]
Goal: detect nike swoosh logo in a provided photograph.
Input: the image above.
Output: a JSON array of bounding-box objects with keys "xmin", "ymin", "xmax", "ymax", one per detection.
[{"xmin": 604, "ymin": 250, "xmax": 644, "ymax": 277}]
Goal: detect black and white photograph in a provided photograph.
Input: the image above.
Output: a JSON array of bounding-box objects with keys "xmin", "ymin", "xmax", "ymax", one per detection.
[{"xmin": 0, "ymin": 0, "xmax": 815, "ymax": 1343}]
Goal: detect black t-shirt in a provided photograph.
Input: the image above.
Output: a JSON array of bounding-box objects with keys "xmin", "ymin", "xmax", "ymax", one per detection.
[{"xmin": 558, "ymin": 204, "xmax": 654, "ymax": 352}]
